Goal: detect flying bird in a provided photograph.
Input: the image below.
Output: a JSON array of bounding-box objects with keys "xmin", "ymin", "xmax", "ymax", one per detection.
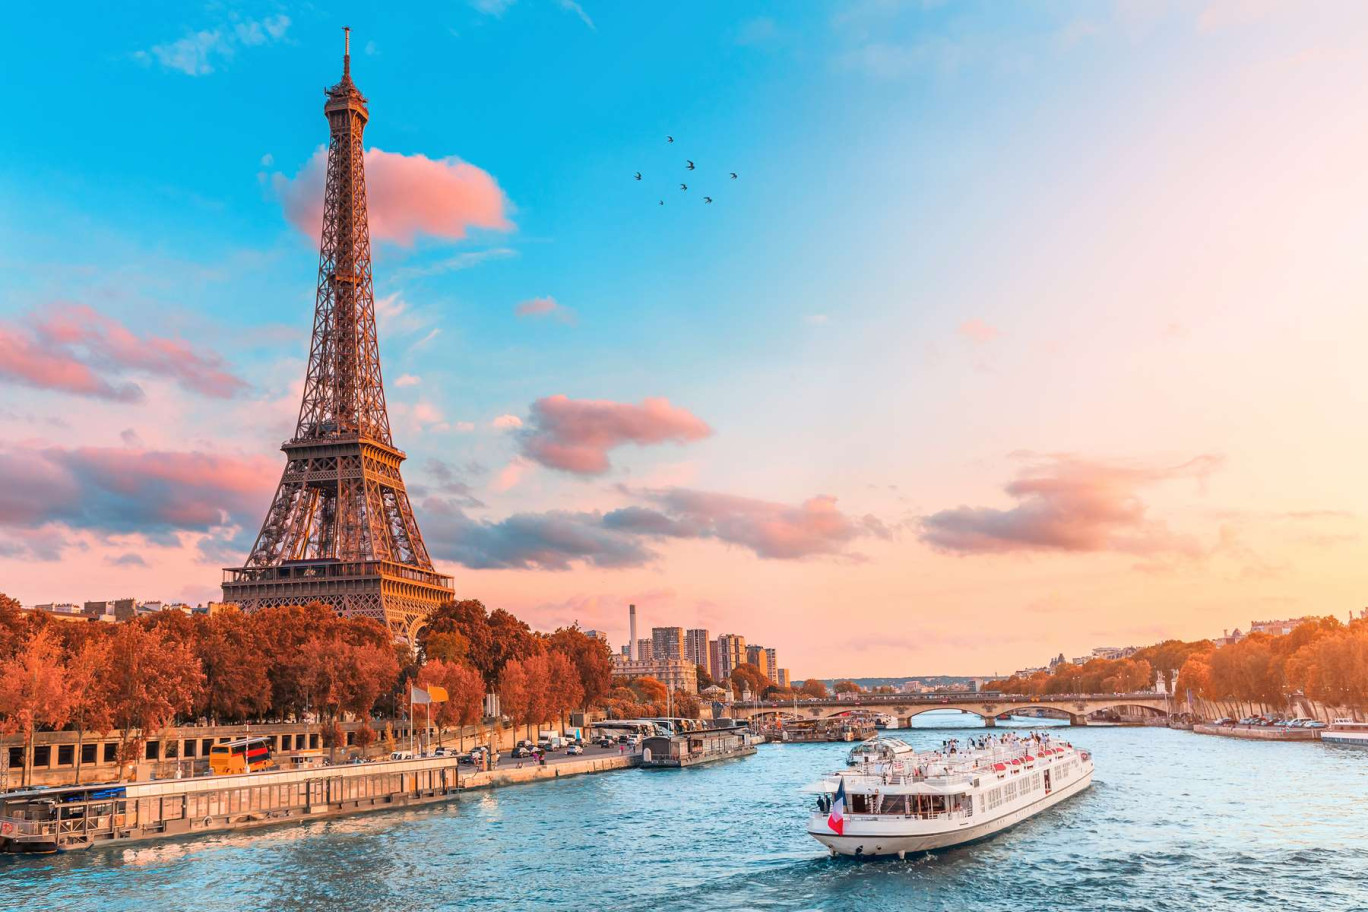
[
  {"xmin": 667, "ymin": 136, "xmax": 674, "ymax": 143},
  {"xmin": 680, "ymin": 183, "xmax": 688, "ymax": 190},
  {"xmin": 634, "ymin": 172, "xmax": 642, "ymax": 180},
  {"xmin": 703, "ymin": 197, "xmax": 712, "ymax": 204},
  {"xmin": 686, "ymin": 160, "xmax": 695, "ymax": 171},
  {"xmin": 659, "ymin": 200, "xmax": 665, "ymax": 206},
  {"xmin": 730, "ymin": 172, "xmax": 738, "ymax": 179}
]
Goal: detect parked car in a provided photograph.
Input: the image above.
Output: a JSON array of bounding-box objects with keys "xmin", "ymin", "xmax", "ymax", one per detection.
[
  {"xmin": 511, "ymin": 746, "xmax": 531, "ymax": 759},
  {"xmin": 566, "ymin": 744, "xmax": 584, "ymax": 756}
]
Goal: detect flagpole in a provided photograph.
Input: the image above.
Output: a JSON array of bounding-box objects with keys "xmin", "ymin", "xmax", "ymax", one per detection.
[{"xmin": 409, "ymin": 687, "xmax": 414, "ymax": 756}]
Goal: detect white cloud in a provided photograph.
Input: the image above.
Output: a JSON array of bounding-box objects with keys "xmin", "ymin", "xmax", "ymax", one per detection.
[
  {"xmin": 492, "ymin": 414, "xmax": 524, "ymax": 430},
  {"xmin": 394, "ymin": 374, "xmax": 421, "ymax": 388},
  {"xmin": 134, "ymin": 15, "xmax": 291, "ymax": 76}
]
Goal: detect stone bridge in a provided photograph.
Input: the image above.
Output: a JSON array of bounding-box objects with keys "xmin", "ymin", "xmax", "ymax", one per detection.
[{"xmin": 729, "ymin": 692, "xmax": 1173, "ymax": 726}]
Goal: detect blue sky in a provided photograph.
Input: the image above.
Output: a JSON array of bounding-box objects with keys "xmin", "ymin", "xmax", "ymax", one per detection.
[{"xmin": 6, "ymin": 1, "xmax": 1368, "ymax": 676}]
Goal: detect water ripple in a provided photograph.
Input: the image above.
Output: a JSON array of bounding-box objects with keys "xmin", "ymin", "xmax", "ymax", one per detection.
[{"xmin": 4, "ymin": 721, "xmax": 1366, "ymax": 911}]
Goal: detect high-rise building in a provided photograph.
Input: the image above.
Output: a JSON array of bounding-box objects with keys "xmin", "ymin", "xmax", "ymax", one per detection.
[
  {"xmin": 777, "ymin": 668, "xmax": 790, "ymax": 688},
  {"xmin": 652, "ymin": 627, "xmax": 686, "ymax": 662},
  {"xmin": 707, "ymin": 640, "xmax": 721, "ymax": 683},
  {"xmin": 221, "ymin": 35, "xmax": 453, "ymax": 640},
  {"xmin": 684, "ymin": 628, "xmax": 710, "ymax": 666},
  {"xmin": 636, "ymin": 638, "xmax": 654, "ymax": 662},
  {"xmin": 716, "ymin": 634, "xmax": 746, "ymax": 680},
  {"xmin": 765, "ymin": 647, "xmax": 778, "ymax": 683},
  {"xmin": 746, "ymin": 645, "xmax": 771, "ymax": 680}
]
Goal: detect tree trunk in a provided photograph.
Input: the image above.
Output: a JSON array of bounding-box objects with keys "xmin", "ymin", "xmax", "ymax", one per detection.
[{"xmin": 24, "ymin": 730, "xmax": 33, "ymax": 788}]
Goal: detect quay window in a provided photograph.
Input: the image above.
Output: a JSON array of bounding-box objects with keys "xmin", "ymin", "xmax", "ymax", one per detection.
[
  {"xmin": 81, "ymin": 744, "xmax": 96, "ymax": 765},
  {"xmin": 145, "ymin": 741, "xmax": 160, "ymax": 761},
  {"xmin": 184, "ymin": 740, "xmax": 197, "ymax": 758},
  {"xmin": 57, "ymin": 745, "xmax": 74, "ymax": 767},
  {"xmin": 103, "ymin": 743, "xmax": 117, "ymax": 763},
  {"xmin": 33, "ymin": 745, "xmax": 50, "ymax": 767},
  {"xmin": 202, "ymin": 738, "xmax": 214, "ymax": 756},
  {"xmin": 165, "ymin": 741, "xmax": 179, "ymax": 759},
  {"xmin": 7, "ymin": 747, "xmax": 22, "ymax": 769}
]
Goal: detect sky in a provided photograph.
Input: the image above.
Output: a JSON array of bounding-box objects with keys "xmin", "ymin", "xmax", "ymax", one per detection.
[{"xmin": 4, "ymin": 0, "xmax": 1368, "ymax": 677}]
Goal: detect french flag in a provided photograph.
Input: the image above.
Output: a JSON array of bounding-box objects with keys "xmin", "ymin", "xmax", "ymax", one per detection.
[{"xmin": 828, "ymin": 780, "xmax": 846, "ymax": 836}]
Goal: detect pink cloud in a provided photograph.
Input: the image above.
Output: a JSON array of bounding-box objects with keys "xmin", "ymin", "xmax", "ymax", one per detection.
[
  {"xmin": 275, "ymin": 147, "xmax": 511, "ymax": 245},
  {"xmin": 0, "ymin": 303, "xmax": 247, "ymax": 401},
  {"xmin": 957, "ymin": 318, "xmax": 1002, "ymax": 344},
  {"xmin": 0, "ymin": 324, "xmax": 142, "ymax": 402},
  {"xmin": 920, "ymin": 454, "xmax": 1222, "ymax": 555},
  {"xmin": 0, "ymin": 443, "xmax": 276, "ymax": 539},
  {"xmin": 607, "ymin": 488, "xmax": 889, "ymax": 560},
  {"xmin": 519, "ymin": 395, "xmax": 712, "ymax": 475},
  {"xmin": 515, "ymin": 296, "xmax": 575, "ymax": 324}
]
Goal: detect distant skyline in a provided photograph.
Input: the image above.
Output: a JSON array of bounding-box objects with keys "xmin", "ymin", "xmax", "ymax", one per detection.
[{"xmin": 5, "ymin": 2, "xmax": 1368, "ymax": 676}]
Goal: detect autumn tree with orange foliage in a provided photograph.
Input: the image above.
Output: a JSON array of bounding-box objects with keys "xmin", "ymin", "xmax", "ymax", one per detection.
[
  {"xmin": 0, "ymin": 628, "xmax": 70, "ymax": 787},
  {"xmin": 96, "ymin": 622, "xmax": 203, "ymax": 774}
]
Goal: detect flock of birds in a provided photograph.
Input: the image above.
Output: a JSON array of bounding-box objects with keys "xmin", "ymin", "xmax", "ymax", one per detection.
[{"xmin": 635, "ymin": 135, "xmax": 737, "ymax": 206}]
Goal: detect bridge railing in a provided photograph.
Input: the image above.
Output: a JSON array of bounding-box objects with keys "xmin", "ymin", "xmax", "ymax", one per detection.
[{"xmin": 740, "ymin": 692, "xmax": 1169, "ymax": 709}]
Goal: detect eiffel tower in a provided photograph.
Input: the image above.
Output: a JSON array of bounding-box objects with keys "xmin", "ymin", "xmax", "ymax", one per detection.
[{"xmin": 223, "ymin": 30, "xmax": 453, "ymax": 640}]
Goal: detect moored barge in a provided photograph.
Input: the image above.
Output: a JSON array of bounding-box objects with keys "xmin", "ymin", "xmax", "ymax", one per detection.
[
  {"xmin": 0, "ymin": 754, "xmax": 465, "ymax": 854},
  {"xmin": 639, "ymin": 726, "xmax": 757, "ymax": 768}
]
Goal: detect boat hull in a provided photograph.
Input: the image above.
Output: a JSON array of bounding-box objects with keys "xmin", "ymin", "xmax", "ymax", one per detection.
[{"xmin": 808, "ymin": 767, "xmax": 1093, "ymax": 857}]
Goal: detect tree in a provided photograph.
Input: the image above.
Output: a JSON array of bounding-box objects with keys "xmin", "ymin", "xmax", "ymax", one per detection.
[
  {"xmin": 730, "ymin": 663, "xmax": 770, "ymax": 697},
  {"xmin": 833, "ymin": 679, "xmax": 862, "ymax": 694},
  {"xmin": 545, "ymin": 651, "xmax": 584, "ymax": 730},
  {"xmin": 695, "ymin": 663, "xmax": 714, "ymax": 690},
  {"xmin": 0, "ymin": 592, "xmax": 29, "ymax": 661},
  {"xmin": 545, "ymin": 625, "xmax": 614, "ymax": 710},
  {"xmin": 197, "ymin": 609, "xmax": 271, "ymax": 723},
  {"xmin": 98, "ymin": 622, "xmax": 203, "ymax": 778},
  {"xmin": 66, "ymin": 636, "xmax": 113, "ymax": 785},
  {"xmin": 355, "ymin": 722, "xmax": 377, "ymax": 754},
  {"xmin": 0, "ymin": 628, "xmax": 71, "ymax": 787},
  {"xmin": 798, "ymin": 679, "xmax": 829, "ymax": 699},
  {"xmin": 631, "ymin": 676, "xmax": 669, "ymax": 712},
  {"xmin": 423, "ymin": 630, "xmax": 470, "ymax": 665},
  {"xmin": 500, "ymin": 658, "xmax": 534, "ymax": 740}
]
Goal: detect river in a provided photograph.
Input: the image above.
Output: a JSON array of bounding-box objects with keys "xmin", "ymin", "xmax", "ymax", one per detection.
[{"xmin": 4, "ymin": 713, "xmax": 1366, "ymax": 911}]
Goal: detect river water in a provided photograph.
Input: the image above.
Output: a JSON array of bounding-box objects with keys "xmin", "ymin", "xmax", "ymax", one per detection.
[{"xmin": 5, "ymin": 714, "xmax": 1366, "ymax": 911}]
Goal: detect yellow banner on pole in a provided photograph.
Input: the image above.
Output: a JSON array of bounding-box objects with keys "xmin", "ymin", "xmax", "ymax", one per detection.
[{"xmin": 427, "ymin": 685, "xmax": 449, "ymax": 703}]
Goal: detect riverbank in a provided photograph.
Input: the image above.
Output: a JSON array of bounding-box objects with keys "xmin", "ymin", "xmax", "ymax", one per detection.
[
  {"xmin": 1193, "ymin": 723, "xmax": 1319, "ymax": 741},
  {"xmin": 462, "ymin": 754, "xmax": 637, "ymax": 789}
]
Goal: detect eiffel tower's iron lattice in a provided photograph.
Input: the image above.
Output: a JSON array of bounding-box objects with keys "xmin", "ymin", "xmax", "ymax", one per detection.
[{"xmin": 223, "ymin": 32, "xmax": 453, "ymax": 640}]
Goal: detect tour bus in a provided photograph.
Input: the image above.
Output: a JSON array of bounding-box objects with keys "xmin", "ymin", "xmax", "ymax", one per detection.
[{"xmin": 209, "ymin": 737, "xmax": 275, "ymax": 775}]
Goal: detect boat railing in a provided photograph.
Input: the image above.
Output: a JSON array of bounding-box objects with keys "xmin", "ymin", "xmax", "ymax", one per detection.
[{"xmin": 0, "ymin": 815, "xmax": 52, "ymax": 838}]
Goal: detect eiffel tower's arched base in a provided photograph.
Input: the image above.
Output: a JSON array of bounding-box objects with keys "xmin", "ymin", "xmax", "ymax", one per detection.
[{"xmin": 222, "ymin": 560, "xmax": 453, "ymax": 644}]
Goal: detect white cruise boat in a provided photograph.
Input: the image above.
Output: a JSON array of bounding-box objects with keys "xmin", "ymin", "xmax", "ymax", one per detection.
[
  {"xmin": 804, "ymin": 733, "xmax": 1093, "ymax": 858},
  {"xmin": 1322, "ymin": 718, "xmax": 1368, "ymax": 745},
  {"xmin": 874, "ymin": 713, "xmax": 897, "ymax": 730},
  {"xmin": 846, "ymin": 736, "xmax": 918, "ymax": 766}
]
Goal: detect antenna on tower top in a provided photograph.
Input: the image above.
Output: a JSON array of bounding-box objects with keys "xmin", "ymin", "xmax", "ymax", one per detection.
[{"xmin": 343, "ymin": 26, "xmax": 351, "ymax": 76}]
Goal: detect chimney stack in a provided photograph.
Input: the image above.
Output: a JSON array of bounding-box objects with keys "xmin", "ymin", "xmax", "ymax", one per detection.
[{"xmin": 628, "ymin": 603, "xmax": 637, "ymax": 660}]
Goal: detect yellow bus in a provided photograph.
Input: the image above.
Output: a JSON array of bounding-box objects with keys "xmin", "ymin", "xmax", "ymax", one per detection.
[{"xmin": 209, "ymin": 737, "xmax": 275, "ymax": 775}]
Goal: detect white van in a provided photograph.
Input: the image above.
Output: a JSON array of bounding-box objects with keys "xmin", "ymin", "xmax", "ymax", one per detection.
[{"xmin": 390, "ymin": 750, "xmax": 414, "ymax": 761}]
